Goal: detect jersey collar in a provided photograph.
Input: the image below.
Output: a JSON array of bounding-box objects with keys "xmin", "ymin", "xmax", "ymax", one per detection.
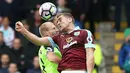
[{"xmin": 68, "ymin": 26, "xmax": 80, "ymax": 34}]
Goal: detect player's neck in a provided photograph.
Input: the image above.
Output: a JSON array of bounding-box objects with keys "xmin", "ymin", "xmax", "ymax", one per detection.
[{"xmin": 66, "ymin": 23, "xmax": 75, "ymax": 33}]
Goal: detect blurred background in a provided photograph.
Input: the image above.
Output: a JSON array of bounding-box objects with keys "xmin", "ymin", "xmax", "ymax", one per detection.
[{"xmin": 0, "ymin": 0, "xmax": 130, "ymax": 73}]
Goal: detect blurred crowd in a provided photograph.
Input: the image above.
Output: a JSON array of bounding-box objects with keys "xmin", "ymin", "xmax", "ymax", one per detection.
[{"xmin": 0, "ymin": 0, "xmax": 130, "ymax": 73}]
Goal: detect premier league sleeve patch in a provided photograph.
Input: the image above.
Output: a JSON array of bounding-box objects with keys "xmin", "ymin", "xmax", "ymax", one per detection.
[
  {"xmin": 74, "ymin": 31, "xmax": 80, "ymax": 36},
  {"xmin": 46, "ymin": 47, "xmax": 54, "ymax": 52}
]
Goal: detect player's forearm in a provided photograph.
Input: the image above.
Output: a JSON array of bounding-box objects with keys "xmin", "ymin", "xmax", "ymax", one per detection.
[
  {"xmin": 86, "ymin": 49, "xmax": 95, "ymax": 73},
  {"xmin": 21, "ymin": 28, "xmax": 43, "ymax": 46},
  {"xmin": 87, "ymin": 55, "xmax": 94, "ymax": 73}
]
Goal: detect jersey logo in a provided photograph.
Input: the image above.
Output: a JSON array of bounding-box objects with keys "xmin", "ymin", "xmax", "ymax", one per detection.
[
  {"xmin": 66, "ymin": 37, "xmax": 73, "ymax": 43},
  {"xmin": 63, "ymin": 41, "xmax": 77, "ymax": 49},
  {"xmin": 74, "ymin": 31, "xmax": 80, "ymax": 36}
]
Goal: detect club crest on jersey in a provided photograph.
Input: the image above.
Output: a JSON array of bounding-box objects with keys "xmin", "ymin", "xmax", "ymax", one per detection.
[
  {"xmin": 66, "ymin": 37, "xmax": 73, "ymax": 43},
  {"xmin": 74, "ymin": 31, "xmax": 80, "ymax": 36}
]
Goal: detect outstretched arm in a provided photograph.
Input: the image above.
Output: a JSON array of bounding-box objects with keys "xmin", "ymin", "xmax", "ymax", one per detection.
[{"xmin": 15, "ymin": 21, "xmax": 51, "ymax": 46}]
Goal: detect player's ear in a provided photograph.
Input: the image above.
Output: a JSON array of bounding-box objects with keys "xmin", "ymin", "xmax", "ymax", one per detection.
[
  {"xmin": 45, "ymin": 34, "xmax": 49, "ymax": 36},
  {"xmin": 67, "ymin": 17, "xmax": 73, "ymax": 23},
  {"xmin": 45, "ymin": 32, "xmax": 49, "ymax": 37}
]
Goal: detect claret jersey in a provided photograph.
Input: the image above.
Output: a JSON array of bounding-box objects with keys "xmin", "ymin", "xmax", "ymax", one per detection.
[{"xmin": 48, "ymin": 26, "xmax": 95, "ymax": 71}]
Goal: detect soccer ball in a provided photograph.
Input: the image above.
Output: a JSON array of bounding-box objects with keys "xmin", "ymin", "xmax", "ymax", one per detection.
[{"xmin": 39, "ymin": 2, "xmax": 57, "ymax": 21}]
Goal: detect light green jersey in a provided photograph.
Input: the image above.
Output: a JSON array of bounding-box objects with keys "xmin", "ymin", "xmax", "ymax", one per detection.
[{"xmin": 38, "ymin": 46, "xmax": 61, "ymax": 73}]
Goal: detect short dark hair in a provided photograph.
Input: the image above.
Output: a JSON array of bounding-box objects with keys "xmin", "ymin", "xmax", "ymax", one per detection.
[{"xmin": 53, "ymin": 13, "xmax": 74, "ymax": 23}]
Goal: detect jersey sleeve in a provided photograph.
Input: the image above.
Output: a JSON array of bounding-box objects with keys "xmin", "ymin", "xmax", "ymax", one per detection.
[
  {"xmin": 48, "ymin": 35, "xmax": 59, "ymax": 48},
  {"xmin": 84, "ymin": 30, "xmax": 95, "ymax": 49}
]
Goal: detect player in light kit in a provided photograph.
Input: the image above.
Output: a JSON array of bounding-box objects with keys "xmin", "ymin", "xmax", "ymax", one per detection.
[
  {"xmin": 18, "ymin": 22, "xmax": 61, "ymax": 73},
  {"xmin": 38, "ymin": 22, "xmax": 61, "ymax": 73},
  {"xmin": 15, "ymin": 13, "xmax": 95, "ymax": 73}
]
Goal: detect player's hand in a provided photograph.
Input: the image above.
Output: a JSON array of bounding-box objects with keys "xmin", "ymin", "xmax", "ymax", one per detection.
[{"xmin": 15, "ymin": 21, "xmax": 25, "ymax": 33}]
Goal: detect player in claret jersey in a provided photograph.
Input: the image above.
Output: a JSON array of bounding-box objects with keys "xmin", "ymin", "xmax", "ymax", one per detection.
[
  {"xmin": 50, "ymin": 13, "xmax": 95, "ymax": 73},
  {"xmin": 15, "ymin": 13, "xmax": 95, "ymax": 73}
]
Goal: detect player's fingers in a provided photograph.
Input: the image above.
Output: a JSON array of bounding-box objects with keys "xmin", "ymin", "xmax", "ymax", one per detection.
[
  {"xmin": 15, "ymin": 27, "xmax": 19, "ymax": 30},
  {"xmin": 15, "ymin": 22, "xmax": 21, "ymax": 30},
  {"xmin": 15, "ymin": 27, "xmax": 19, "ymax": 31},
  {"xmin": 15, "ymin": 21, "xmax": 23, "ymax": 27},
  {"xmin": 15, "ymin": 24, "xmax": 19, "ymax": 29},
  {"xmin": 15, "ymin": 25, "xmax": 20, "ymax": 30},
  {"xmin": 15, "ymin": 21, "xmax": 20, "ymax": 25}
]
